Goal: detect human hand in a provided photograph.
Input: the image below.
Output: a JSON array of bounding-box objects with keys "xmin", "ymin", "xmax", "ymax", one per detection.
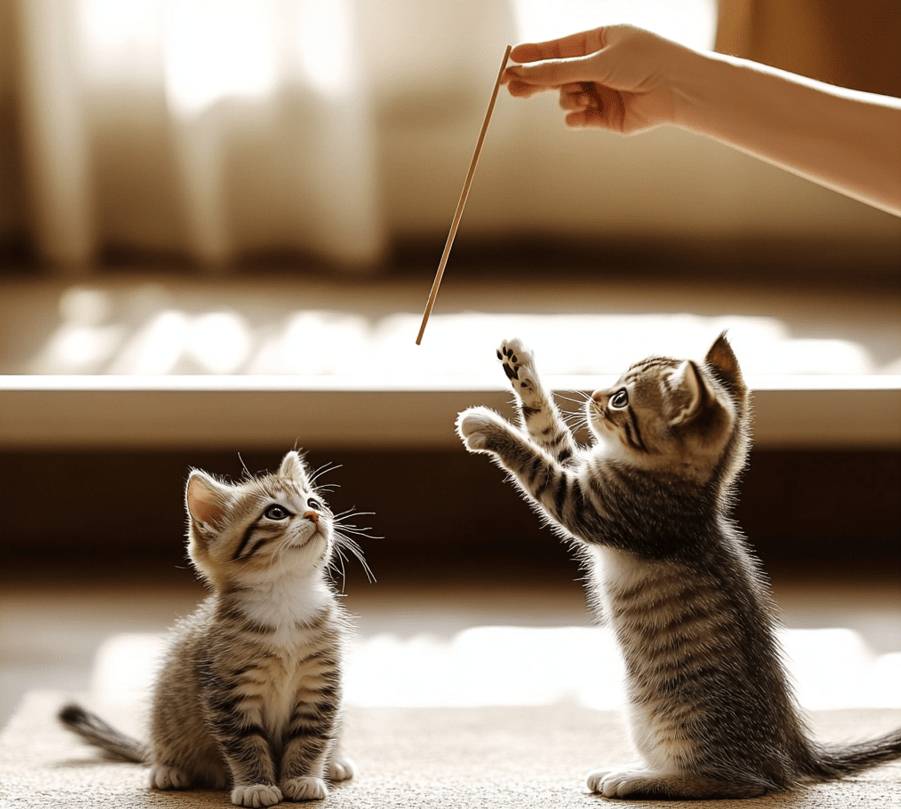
[{"xmin": 502, "ymin": 25, "xmax": 693, "ymax": 135}]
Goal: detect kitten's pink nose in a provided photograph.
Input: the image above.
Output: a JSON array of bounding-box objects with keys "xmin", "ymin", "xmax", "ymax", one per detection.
[
  {"xmin": 591, "ymin": 391, "xmax": 605, "ymax": 402},
  {"xmin": 303, "ymin": 510, "xmax": 319, "ymax": 523}
]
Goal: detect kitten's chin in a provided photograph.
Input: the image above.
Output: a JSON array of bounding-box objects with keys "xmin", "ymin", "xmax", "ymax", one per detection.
[
  {"xmin": 289, "ymin": 531, "xmax": 331, "ymax": 568},
  {"xmin": 292, "ymin": 521, "xmax": 327, "ymax": 547},
  {"xmin": 587, "ymin": 419, "xmax": 613, "ymax": 445}
]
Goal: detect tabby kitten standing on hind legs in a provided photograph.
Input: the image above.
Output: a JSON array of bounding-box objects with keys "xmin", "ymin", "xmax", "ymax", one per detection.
[
  {"xmin": 59, "ymin": 450, "xmax": 373, "ymax": 807},
  {"xmin": 456, "ymin": 334, "xmax": 901, "ymax": 800}
]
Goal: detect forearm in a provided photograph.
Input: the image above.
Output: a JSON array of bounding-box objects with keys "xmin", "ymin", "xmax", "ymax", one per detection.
[{"xmin": 673, "ymin": 48, "xmax": 901, "ymax": 216}]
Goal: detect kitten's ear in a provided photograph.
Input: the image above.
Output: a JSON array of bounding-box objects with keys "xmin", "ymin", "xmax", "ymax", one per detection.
[
  {"xmin": 278, "ymin": 450, "xmax": 310, "ymax": 484},
  {"xmin": 667, "ymin": 360, "xmax": 712, "ymax": 426},
  {"xmin": 705, "ymin": 332, "xmax": 745, "ymax": 393},
  {"xmin": 186, "ymin": 471, "xmax": 232, "ymax": 531}
]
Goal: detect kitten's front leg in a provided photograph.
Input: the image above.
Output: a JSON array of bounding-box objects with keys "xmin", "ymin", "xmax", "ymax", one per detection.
[
  {"xmin": 230, "ymin": 783, "xmax": 283, "ymax": 808},
  {"xmin": 221, "ymin": 739, "xmax": 282, "ymax": 807},
  {"xmin": 202, "ymin": 688, "xmax": 282, "ymax": 806},
  {"xmin": 497, "ymin": 338, "xmax": 578, "ymax": 466},
  {"xmin": 277, "ymin": 696, "xmax": 340, "ymax": 801},
  {"xmin": 456, "ymin": 406, "xmax": 511, "ymax": 454},
  {"xmin": 457, "ymin": 407, "xmax": 583, "ymax": 533}
]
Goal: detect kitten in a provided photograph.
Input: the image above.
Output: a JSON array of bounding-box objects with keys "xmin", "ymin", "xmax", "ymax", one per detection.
[
  {"xmin": 59, "ymin": 450, "xmax": 371, "ymax": 807},
  {"xmin": 456, "ymin": 335, "xmax": 901, "ymax": 799}
]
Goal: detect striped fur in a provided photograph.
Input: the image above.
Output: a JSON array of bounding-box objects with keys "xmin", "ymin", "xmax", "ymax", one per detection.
[
  {"xmin": 457, "ymin": 335, "xmax": 901, "ymax": 799},
  {"xmin": 59, "ymin": 451, "xmax": 358, "ymax": 807}
]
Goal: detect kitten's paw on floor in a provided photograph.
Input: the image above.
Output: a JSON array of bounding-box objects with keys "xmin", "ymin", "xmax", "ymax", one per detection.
[
  {"xmin": 149, "ymin": 763, "xmax": 191, "ymax": 790},
  {"xmin": 588, "ymin": 767, "xmax": 671, "ymax": 798},
  {"xmin": 588, "ymin": 768, "xmax": 768, "ymax": 800},
  {"xmin": 586, "ymin": 768, "xmax": 611, "ymax": 794},
  {"xmin": 230, "ymin": 783, "xmax": 283, "ymax": 807},
  {"xmin": 595, "ymin": 768, "xmax": 654, "ymax": 797},
  {"xmin": 281, "ymin": 776, "xmax": 328, "ymax": 801},
  {"xmin": 327, "ymin": 752, "xmax": 355, "ymax": 782}
]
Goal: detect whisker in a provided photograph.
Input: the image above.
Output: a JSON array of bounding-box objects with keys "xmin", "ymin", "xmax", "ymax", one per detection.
[
  {"xmin": 333, "ymin": 531, "xmax": 377, "ymax": 584},
  {"xmin": 236, "ymin": 452, "xmax": 252, "ymax": 480},
  {"xmin": 332, "ymin": 509, "xmax": 382, "ymax": 539},
  {"xmin": 330, "ymin": 541, "xmax": 349, "ymax": 591},
  {"xmin": 310, "ymin": 462, "xmax": 343, "ymax": 485},
  {"xmin": 332, "ymin": 516, "xmax": 382, "ymax": 536},
  {"xmin": 555, "ymin": 391, "xmax": 589, "ymax": 406},
  {"xmin": 332, "ymin": 507, "xmax": 365, "ymax": 520}
]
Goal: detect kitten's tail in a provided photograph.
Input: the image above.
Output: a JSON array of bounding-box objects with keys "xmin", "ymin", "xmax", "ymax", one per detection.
[
  {"xmin": 807, "ymin": 728, "xmax": 901, "ymax": 781},
  {"xmin": 58, "ymin": 703, "xmax": 147, "ymax": 764}
]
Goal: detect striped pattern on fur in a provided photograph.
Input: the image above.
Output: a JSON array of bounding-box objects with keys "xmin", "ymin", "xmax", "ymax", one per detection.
[
  {"xmin": 60, "ymin": 451, "xmax": 361, "ymax": 807},
  {"xmin": 457, "ymin": 335, "xmax": 901, "ymax": 799}
]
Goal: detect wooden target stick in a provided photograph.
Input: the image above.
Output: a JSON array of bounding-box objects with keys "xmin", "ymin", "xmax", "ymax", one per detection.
[{"xmin": 416, "ymin": 45, "xmax": 512, "ymax": 345}]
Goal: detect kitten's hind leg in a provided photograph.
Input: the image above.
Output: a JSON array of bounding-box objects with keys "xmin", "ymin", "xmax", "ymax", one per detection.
[
  {"xmin": 149, "ymin": 763, "xmax": 192, "ymax": 790},
  {"xmin": 497, "ymin": 338, "xmax": 578, "ymax": 465},
  {"xmin": 588, "ymin": 767, "xmax": 770, "ymax": 800},
  {"xmin": 327, "ymin": 750, "xmax": 356, "ymax": 782}
]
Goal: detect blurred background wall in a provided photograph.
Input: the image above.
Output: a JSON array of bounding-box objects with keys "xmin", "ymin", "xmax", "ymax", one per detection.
[{"xmin": 0, "ymin": 0, "xmax": 899, "ymax": 582}]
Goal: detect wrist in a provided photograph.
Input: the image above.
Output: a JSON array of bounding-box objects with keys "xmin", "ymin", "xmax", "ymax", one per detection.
[{"xmin": 668, "ymin": 43, "xmax": 728, "ymax": 132}]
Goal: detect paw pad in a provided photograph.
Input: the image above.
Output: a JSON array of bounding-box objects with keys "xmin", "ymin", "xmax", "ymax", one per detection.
[{"xmin": 498, "ymin": 347, "xmax": 520, "ymax": 380}]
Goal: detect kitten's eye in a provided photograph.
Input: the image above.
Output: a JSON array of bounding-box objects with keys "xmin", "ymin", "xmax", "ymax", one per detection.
[
  {"xmin": 610, "ymin": 389, "xmax": 629, "ymax": 409},
  {"xmin": 264, "ymin": 504, "xmax": 291, "ymax": 520},
  {"xmin": 307, "ymin": 497, "xmax": 323, "ymax": 511}
]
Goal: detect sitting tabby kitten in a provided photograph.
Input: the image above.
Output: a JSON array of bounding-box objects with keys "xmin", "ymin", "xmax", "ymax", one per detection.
[
  {"xmin": 456, "ymin": 335, "xmax": 901, "ymax": 800},
  {"xmin": 60, "ymin": 451, "xmax": 366, "ymax": 807}
]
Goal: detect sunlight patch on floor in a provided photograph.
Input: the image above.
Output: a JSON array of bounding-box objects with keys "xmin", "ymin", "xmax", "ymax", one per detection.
[{"xmin": 90, "ymin": 627, "xmax": 901, "ymax": 712}]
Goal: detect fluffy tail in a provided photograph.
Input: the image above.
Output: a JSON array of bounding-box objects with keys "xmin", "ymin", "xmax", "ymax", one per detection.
[
  {"xmin": 58, "ymin": 703, "xmax": 147, "ymax": 763},
  {"xmin": 807, "ymin": 727, "xmax": 901, "ymax": 781}
]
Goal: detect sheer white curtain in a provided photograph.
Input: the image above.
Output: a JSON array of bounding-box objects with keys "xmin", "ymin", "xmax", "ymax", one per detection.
[
  {"xmin": 18, "ymin": 0, "xmax": 892, "ymax": 280},
  {"xmin": 14, "ymin": 0, "xmax": 385, "ymax": 270},
  {"xmin": 8, "ymin": 0, "xmax": 730, "ymax": 274}
]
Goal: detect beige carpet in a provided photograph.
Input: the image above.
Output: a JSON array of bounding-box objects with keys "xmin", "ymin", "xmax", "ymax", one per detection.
[{"xmin": 2, "ymin": 691, "xmax": 900, "ymax": 808}]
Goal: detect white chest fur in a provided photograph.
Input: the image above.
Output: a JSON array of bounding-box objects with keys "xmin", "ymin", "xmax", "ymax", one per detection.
[
  {"xmin": 227, "ymin": 575, "xmax": 339, "ymax": 736},
  {"xmin": 236, "ymin": 573, "xmax": 333, "ymax": 644}
]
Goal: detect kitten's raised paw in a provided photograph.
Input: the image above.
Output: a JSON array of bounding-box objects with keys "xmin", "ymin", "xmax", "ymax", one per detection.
[
  {"xmin": 281, "ymin": 776, "xmax": 328, "ymax": 801},
  {"xmin": 456, "ymin": 407, "xmax": 505, "ymax": 452},
  {"xmin": 497, "ymin": 338, "xmax": 536, "ymax": 392},
  {"xmin": 327, "ymin": 751, "xmax": 355, "ymax": 782},
  {"xmin": 231, "ymin": 783, "xmax": 283, "ymax": 807},
  {"xmin": 149, "ymin": 763, "xmax": 191, "ymax": 790}
]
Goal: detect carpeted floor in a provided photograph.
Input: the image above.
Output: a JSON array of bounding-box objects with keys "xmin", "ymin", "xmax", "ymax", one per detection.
[{"xmin": 2, "ymin": 691, "xmax": 900, "ymax": 808}]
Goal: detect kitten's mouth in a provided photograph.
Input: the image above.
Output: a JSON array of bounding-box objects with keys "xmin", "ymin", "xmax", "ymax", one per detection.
[{"xmin": 292, "ymin": 525, "xmax": 324, "ymax": 548}]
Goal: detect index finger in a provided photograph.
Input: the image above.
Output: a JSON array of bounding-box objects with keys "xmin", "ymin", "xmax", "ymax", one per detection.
[{"xmin": 510, "ymin": 28, "xmax": 607, "ymax": 64}]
